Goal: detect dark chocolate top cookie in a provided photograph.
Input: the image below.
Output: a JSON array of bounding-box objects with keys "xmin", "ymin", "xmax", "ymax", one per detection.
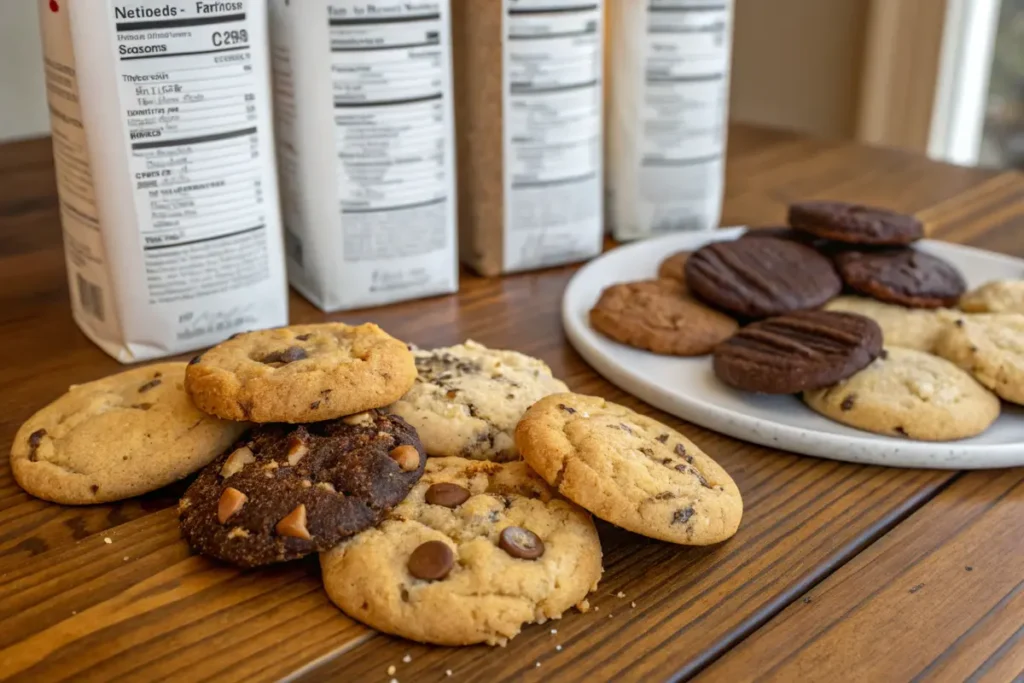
[
  {"xmin": 685, "ymin": 237, "xmax": 842, "ymax": 318},
  {"xmin": 713, "ymin": 311, "xmax": 883, "ymax": 394},
  {"xmin": 788, "ymin": 201, "xmax": 923, "ymax": 245},
  {"xmin": 834, "ymin": 248, "xmax": 967, "ymax": 308},
  {"xmin": 178, "ymin": 411, "xmax": 425, "ymax": 567},
  {"xmin": 739, "ymin": 226, "xmax": 819, "ymax": 244}
]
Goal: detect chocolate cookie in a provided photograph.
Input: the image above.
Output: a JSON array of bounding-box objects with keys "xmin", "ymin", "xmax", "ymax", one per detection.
[
  {"xmin": 178, "ymin": 411, "xmax": 425, "ymax": 567},
  {"xmin": 685, "ymin": 237, "xmax": 842, "ymax": 318},
  {"xmin": 713, "ymin": 311, "xmax": 883, "ymax": 394},
  {"xmin": 589, "ymin": 279, "xmax": 738, "ymax": 356},
  {"xmin": 835, "ymin": 249, "xmax": 966, "ymax": 308},
  {"xmin": 739, "ymin": 226, "xmax": 818, "ymax": 244},
  {"xmin": 788, "ymin": 201, "xmax": 923, "ymax": 245}
]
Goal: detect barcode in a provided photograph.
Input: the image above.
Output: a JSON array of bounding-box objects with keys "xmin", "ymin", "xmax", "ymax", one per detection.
[
  {"xmin": 76, "ymin": 274, "xmax": 105, "ymax": 321},
  {"xmin": 285, "ymin": 228, "xmax": 303, "ymax": 268}
]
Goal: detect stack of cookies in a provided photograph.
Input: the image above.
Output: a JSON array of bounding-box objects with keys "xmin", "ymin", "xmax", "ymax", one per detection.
[
  {"xmin": 10, "ymin": 326, "xmax": 745, "ymax": 648},
  {"xmin": 589, "ymin": 200, "xmax": 1024, "ymax": 442}
]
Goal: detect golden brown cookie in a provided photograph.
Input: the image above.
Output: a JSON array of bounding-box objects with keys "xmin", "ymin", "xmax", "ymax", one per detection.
[
  {"xmin": 804, "ymin": 348, "xmax": 1000, "ymax": 441},
  {"xmin": 516, "ymin": 393, "xmax": 742, "ymax": 545},
  {"xmin": 959, "ymin": 280, "xmax": 1024, "ymax": 314},
  {"xmin": 934, "ymin": 314, "xmax": 1024, "ymax": 405},
  {"xmin": 320, "ymin": 457, "xmax": 601, "ymax": 646},
  {"xmin": 824, "ymin": 296, "xmax": 958, "ymax": 352},
  {"xmin": 589, "ymin": 279, "xmax": 738, "ymax": 356},
  {"xmin": 186, "ymin": 323, "xmax": 416, "ymax": 423},
  {"xmin": 11, "ymin": 363, "xmax": 246, "ymax": 505},
  {"xmin": 657, "ymin": 251, "xmax": 690, "ymax": 283}
]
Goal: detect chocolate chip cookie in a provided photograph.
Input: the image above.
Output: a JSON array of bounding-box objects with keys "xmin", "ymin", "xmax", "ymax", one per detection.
[
  {"xmin": 10, "ymin": 363, "xmax": 246, "ymax": 505},
  {"xmin": 685, "ymin": 237, "xmax": 841, "ymax": 318},
  {"xmin": 935, "ymin": 313, "xmax": 1024, "ymax": 405},
  {"xmin": 516, "ymin": 393, "xmax": 743, "ymax": 545},
  {"xmin": 788, "ymin": 200, "xmax": 923, "ymax": 245},
  {"xmin": 186, "ymin": 323, "xmax": 416, "ymax": 423},
  {"xmin": 959, "ymin": 280, "xmax": 1024, "ymax": 314},
  {"xmin": 824, "ymin": 296, "xmax": 958, "ymax": 352},
  {"xmin": 835, "ymin": 248, "xmax": 967, "ymax": 308},
  {"xmin": 590, "ymin": 279, "xmax": 738, "ymax": 356},
  {"xmin": 387, "ymin": 340, "xmax": 568, "ymax": 461},
  {"xmin": 804, "ymin": 347, "xmax": 1000, "ymax": 441},
  {"xmin": 713, "ymin": 311, "xmax": 884, "ymax": 394},
  {"xmin": 178, "ymin": 411, "xmax": 425, "ymax": 567},
  {"xmin": 320, "ymin": 457, "xmax": 602, "ymax": 646}
]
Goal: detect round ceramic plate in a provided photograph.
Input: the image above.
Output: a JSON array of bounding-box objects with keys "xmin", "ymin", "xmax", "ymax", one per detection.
[{"xmin": 562, "ymin": 228, "xmax": 1024, "ymax": 469}]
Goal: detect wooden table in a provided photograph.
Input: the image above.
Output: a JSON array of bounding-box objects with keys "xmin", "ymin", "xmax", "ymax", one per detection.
[{"xmin": 1, "ymin": 125, "xmax": 1022, "ymax": 683}]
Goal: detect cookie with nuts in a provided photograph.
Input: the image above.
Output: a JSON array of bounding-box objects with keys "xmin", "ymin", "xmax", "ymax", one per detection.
[
  {"xmin": 10, "ymin": 363, "xmax": 246, "ymax": 505},
  {"xmin": 185, "ymin": 323, "xmax": 417, "ymax": 423},
  {"xmin": 320, "ymin": 457, "xmax": 602, "ymax": 646},
  {"xmin": 178, "ymin": 411, "xmax": 425, "ymax": 567},
  {"xmin": 516, "ymin": 393, "xmax": 743, "ymax": 545},
  {"xmin": 387, "ymin": 340, "xmax": 568, "ymax": 461}
]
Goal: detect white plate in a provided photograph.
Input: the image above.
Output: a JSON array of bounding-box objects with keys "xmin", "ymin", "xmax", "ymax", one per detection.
[{"xmin": 562, "ymin": 228, "xmax": 1024, "ymax": 469}]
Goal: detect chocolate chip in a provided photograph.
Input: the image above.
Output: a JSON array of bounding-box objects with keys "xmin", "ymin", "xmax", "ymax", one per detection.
[
  {"xmin": 90, "ymin": 484, "xmax": 99, "ymax": 494},
  {"xmin": 262, "ymin": 346, "xmax": 308, "ymax": 365},
  {"xmin": 498, "ymin": 526, "xmax": 544, "ymax": 560},
  {"xmin": 506, "ymin": 394, "xmax": 515, "ymax": 400},
  {"xmin": 685, "ymin": 454, "xmax": 694, "ymax": 464},
  {"xmin": 655, "ymin": 491, "xmax": 675, "ymax": 500},
  {"xmin": 965, "ymin": 566, "xmax": 973, "ymax": 572},
  {"xmin": 619, "ymin": 423, "xmax": 633, "ymax": 434},
  {"xmin": 138, "ymin": 378, "xmax": 162, "ymax": 393},
  {"xmin": 894, "ymin": 426, "xmax": 908, "ymax": 436},
  {"xmin": 558, "ymin": 403, "xmax": 577, "ymax": 414},
  {"xmin": 189, "ymin": 355, "xmax": 202, "ymax": 365},
  {"xmin": 909, "ymin": 583, "xmax": 924, "ymax": 594},
  {"xmin": 29, "ymin": 429, "xmax": 46, "ymax": 449},
  {"xmin": 673, "ymin": 507, "xmax": 694, "ymax": 524},
  {"xmin": 841, "ymin": 394, "xmax": 856, "ymax": 411},
  {"xmin": 408, "ymin": 540, "xmax": 453, "ymax": 580},
  {"xmin": 639, "ymin": 446, "xmax": 654, "ymax": 457},
  {"xmin": 295, "ymin": 333, "xmax": 313, "ymax": 341},
  {"xmin": 955, "ymin": 319, "xmax": 964, "ymax": 328},
  {"xmin": 446, "ymin": 390, "xmax": 458, "ymax": 399},
  {"xmin": 657, "ymin": 434, "xmax": 669, "ymax": 443},
  {"xmin": 675, "ymin": 443, "xmax": 687, "ymax": 457},
  {"xmin": 131, "ymin": 403, "xmax": 154, "ymax": 411},
  {"xmin": 661, "ymin": 458, "xmax": 673, "ymax": 466},
  {"xmin": 425, "ymin": 483, "xmax": 471, "ymax": 508},
  {"xmin": 310, "ymin": 400, "xmax": 320, "ymax": 409}
]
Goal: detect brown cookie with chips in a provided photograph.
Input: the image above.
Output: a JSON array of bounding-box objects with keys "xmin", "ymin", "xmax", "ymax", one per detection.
[
  {"xmin": 788, "ymin": 201, "xmax": 923, "ymax": 245},
  {"xmin": 685, "ymin": 238, "xmax": 842, "ymax": 318},
  {"xmin": 178, "ymin": 411, "xmax": 424, "ymax": 567},
  {"xmin": 834, "ymin": 248, "xmax": 967, "ymax": 308},
  {"xmin": 590, "ymin": 279, "xmax": 738, "ymax": 356},
  {"xmin": 713, "ymin": 311, "xmax": 883, "ymax": 394}
]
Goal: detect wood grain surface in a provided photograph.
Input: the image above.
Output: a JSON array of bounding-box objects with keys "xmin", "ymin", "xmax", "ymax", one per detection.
[{"xmin": 0, "ymin": 126, "xmax": 1022, "ymax": 683}]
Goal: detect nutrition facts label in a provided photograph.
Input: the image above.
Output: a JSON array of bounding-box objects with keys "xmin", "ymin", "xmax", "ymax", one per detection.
[
  {"xmin": 640, "ymin": 0, "xmax": 730, "ymax": 232},
  {"xmin": 502, "ymin": 0, "xmax": 603, "ymax": 272},
  {"xmin": 327, "ymin": 1, "xmax": 453, "ymax": 265},
  {"xmin": 112, "ymin": 1, "xmax": 272, "ymax": 304}
]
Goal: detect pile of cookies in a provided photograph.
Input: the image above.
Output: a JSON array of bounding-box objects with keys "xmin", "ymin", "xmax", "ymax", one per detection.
[
  {"xmin": 9, "ymin": 323, "xmax": 743, "ymax": 647},
  {"xmin": 590, "ymin": 200, "xmax": 1024, "ymax": 441}
]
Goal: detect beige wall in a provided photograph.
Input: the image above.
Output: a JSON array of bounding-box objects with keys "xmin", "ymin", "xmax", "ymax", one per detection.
[{"xmin": 730, "ymin": 0, "xmax": 869, "ymax": 139}]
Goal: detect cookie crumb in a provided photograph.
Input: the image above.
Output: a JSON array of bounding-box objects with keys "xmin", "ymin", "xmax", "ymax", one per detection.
[
  {"xmin": 616, "ymin": 591, "xmax": 626, "ymax": 598},
  {"xmin": 446, "ymin": 671, "xmax": 452, "ymax": 677},
  {"xmin": 594, "ymin": 606, "xmax": 600, "ymax": 611},
  {"xmin": 387, "ymin": 665, "xmax": 396, "ymax": 675},
  {"xmin": 103, "ymin": 537, "xmax": 112, "ymax": 544},
  {"xmin": 608, "ymin": 613, "xmax": 613, "ymax": 619},
  {"xmin": 630, "ymin": 601, "xmax": 636, "ymax": 609},
  {"xmin": 123, "ymin": 556, "xmax": 129, "ymax": 561},
  {"xmin": 389, "ymin": 679, "xmax": 398, "ymax": 683},
  {"xmin": 909, "ymin": 583, "xmax": 925, "ymax": 594},
  {"xmin": 71, "ymin": 610, "xmax": 77, "ymax": 615},
  {"xmin": 802, "ymin": 596, "xmax": 812, "ymax": 604},
  {"xmin": 556, "ymin": 645, "xmax": 563, "ymax": 651},
  {"xmin": 535, "ymin": 662, "xmax": 541, "ymax": 668},
  {"xmin": 402, "ymin": 654, "xmax": 412, "ymax": 664},
  {"xmin": 965, "ymin": 566, "xmax": 973, "ymax": 571},
  {"xmin": 550, "ymin": 628, "xmax": 557, "ymax": 635}
]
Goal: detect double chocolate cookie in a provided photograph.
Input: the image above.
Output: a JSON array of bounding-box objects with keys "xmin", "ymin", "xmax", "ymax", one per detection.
[
  {"xmin": 789, "ymin": 201, "xmax": 923, "ymax": 245},
  {"xmin": 713, "ymin": 311, "xmax": 883, "ymax": 394},
  {"xmin": 835, "ymin": 249, "xmax": 967, "ymax": 308},
  {"xmin": 589, "ymin": 279, "xmax": 738, "ymax": 356},
  {"xmin": 179, "ymin": 411, "xmax": 425, "ymax": 567},
  {"xmin": 685, "ymin": 237, "xmax": 842, "ymax": 318}
]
